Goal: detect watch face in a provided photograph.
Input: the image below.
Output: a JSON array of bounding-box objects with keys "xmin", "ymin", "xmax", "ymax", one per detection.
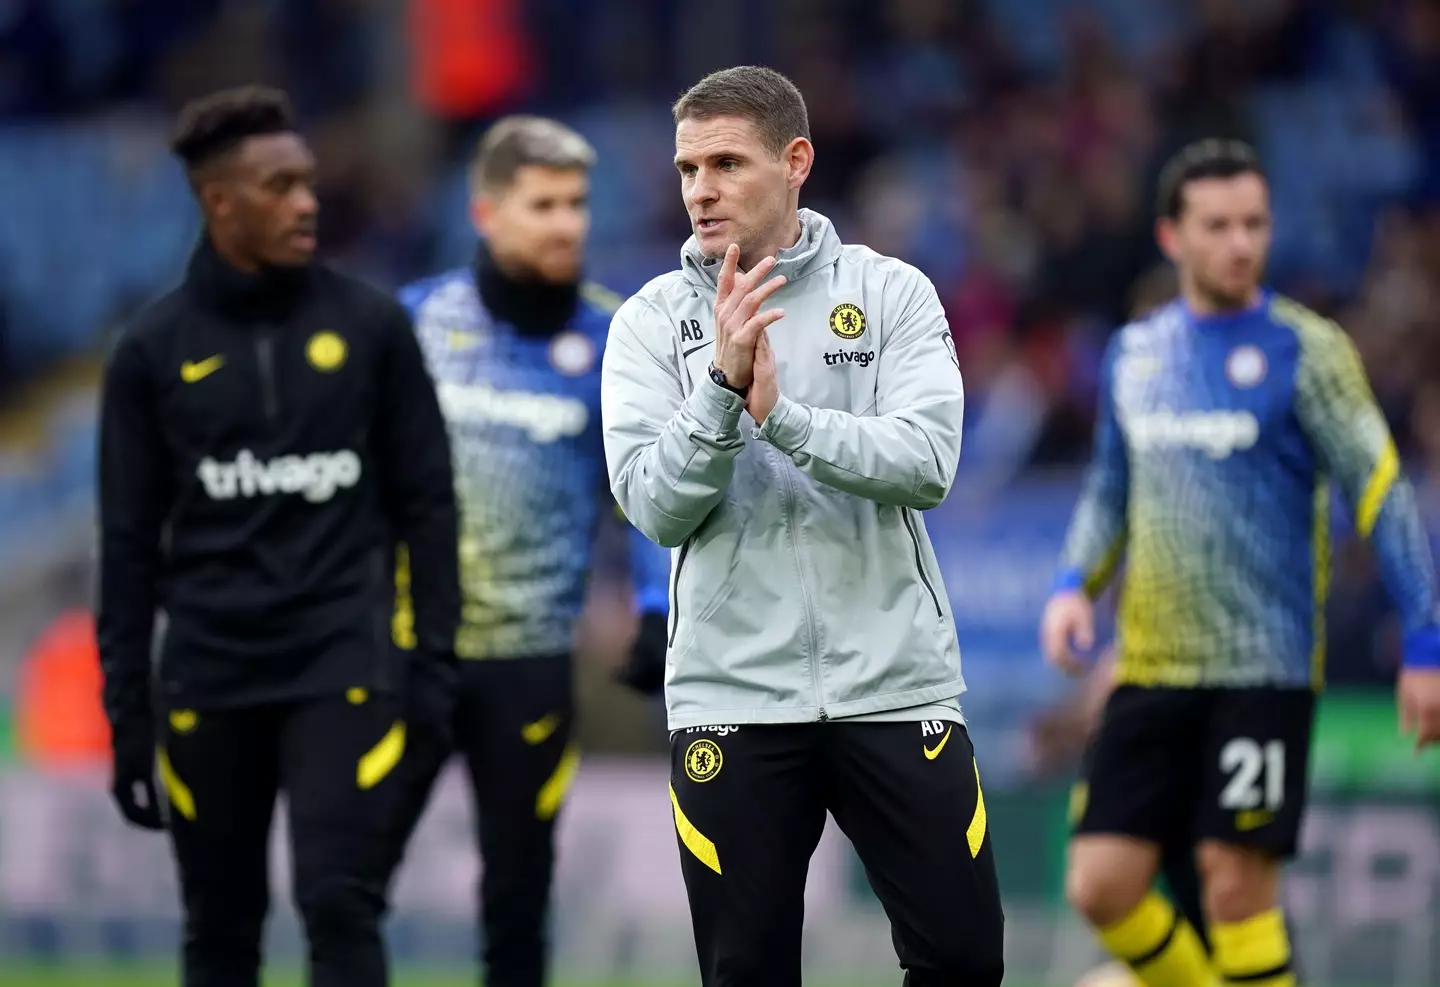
[{"xmin": 708, "ymin": 363, "xmax": 744, "ymax": 395}]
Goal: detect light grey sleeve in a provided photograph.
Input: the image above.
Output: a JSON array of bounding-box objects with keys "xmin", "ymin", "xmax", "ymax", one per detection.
[
  {"xmin": 757, "ymin": 267, "xmax": 964, "ymax": 509},
  {"xmin": 601, "ymin": 295, "xmax": 746, "ymax": 548}
]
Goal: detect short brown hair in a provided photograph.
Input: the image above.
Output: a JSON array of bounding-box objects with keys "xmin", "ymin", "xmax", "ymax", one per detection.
[
  {"xmin": 672, "ymin": 66, "xmax": 811, "ymax": 157},
  {"xmin": 469, "ymin": 116, "xmax": 596, "ymax": 196}
]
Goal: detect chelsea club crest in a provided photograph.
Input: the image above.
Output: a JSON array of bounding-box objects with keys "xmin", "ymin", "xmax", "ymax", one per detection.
[
  {"xmin": 1225, "ymin": 345, "xmax": 1266, "ymax": 389},
  {"xmin": 549, "ymin": 331, "xmax": 596, "ymax": 377}
]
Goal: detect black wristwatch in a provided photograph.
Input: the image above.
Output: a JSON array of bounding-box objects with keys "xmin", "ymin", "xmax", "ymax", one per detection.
[{"xmin": 708, "ymin": 362, "xmax": 749, "ymax": 399}]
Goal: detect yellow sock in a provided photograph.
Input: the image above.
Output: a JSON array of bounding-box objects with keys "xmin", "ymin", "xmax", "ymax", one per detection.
[
  {"xmin": 1097, "ymin": 892, "xmax": 1215, "ymax": 987},
  {"xmin": 1211, "ymin": 908, "xmax": 1295, "ymax": 987}
]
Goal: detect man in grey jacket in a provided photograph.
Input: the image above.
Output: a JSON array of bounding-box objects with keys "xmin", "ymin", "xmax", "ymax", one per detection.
[{"xmin": 600, "ymin": 66, "xmax": 1004, "ymax": 987}]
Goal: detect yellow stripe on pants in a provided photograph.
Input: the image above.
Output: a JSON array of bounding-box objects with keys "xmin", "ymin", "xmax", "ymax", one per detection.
[
  {"xmin": 156, "ymin": 747, "xmax": 196, "ymax": 821},
  {"xmin": 536, "ymin": 743, "xmax": 580, "ymax": 821},
  {"xmin": 357, "ymin": 722, "xmax": 406, "ymax": 790},
  {"xmin": 967, "ymin": 758, "xmax": 987, "ymax": 858},
  {"xmin": 669, "ymin": 784, "xmax": 721, "ymax": 875}
]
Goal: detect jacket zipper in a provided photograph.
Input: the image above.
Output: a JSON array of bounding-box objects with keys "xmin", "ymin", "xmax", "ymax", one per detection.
[
  {"xmin": 255, "ymin": 335, "xmax": 279, "ymax": 424},
  {"xmin": 902, "ymin": 508, "xmax": 943, "ymax": 618},
  {"xmin": 667, "ymin": 538, "xmax": 691, "ymax": 647},
  {"xmin": 778, "ymin": 455, "xmax": 827, "ymax": 720}
]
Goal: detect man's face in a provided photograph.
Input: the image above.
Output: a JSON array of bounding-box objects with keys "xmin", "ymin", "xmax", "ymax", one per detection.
[
  {"xmin": 674, "ymin": 114, "xmax": 794, "ymax": 263},
  {"xmin": 213, "ymin": 132, "xmax": 319, "ymax": 268},
  {"xmin": 1159, "ymin": 172, "xmax": 1272, "ymax": 310},
  {"xmin": 474, "ymin": 165, "xmax": 590, "ymax": 284}
]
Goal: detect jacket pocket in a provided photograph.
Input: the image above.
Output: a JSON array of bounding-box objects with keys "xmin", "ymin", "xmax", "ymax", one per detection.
[
  {"xmin": 902, "ymin": 509, "xmax": 943, "ymax": 619},
  {"xmin": 667, "ymin": 539, "xmax": 691, "ymax": 646},
  {"xmin": 669, "ymin": 509, "xmax": 747, "ymax": 650}
]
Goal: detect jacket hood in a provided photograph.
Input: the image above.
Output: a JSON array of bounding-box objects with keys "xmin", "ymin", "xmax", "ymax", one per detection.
[{"xmin": 680, "ymin": 208, "xmax": 841, "ymax": 295}]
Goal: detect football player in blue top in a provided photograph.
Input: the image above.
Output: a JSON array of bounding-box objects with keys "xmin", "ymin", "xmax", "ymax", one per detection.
[
  {"xmin": 1042, "ymin": 139, "xmax": 1440, "ymax": 987},
  {"xmin": 387, "ymin": 115, "xmax": 671, "ymax": 987}
]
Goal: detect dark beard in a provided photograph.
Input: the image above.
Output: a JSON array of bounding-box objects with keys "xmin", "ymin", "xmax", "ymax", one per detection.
[{"xmin": 1192, "ymin": 274, "xmax": 1260, "ymax": 313}]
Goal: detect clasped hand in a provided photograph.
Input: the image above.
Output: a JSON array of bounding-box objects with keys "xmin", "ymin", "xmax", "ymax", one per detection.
[{"xmin": 711, "ymin": 244, "xmax": 785, "ymax": 423}]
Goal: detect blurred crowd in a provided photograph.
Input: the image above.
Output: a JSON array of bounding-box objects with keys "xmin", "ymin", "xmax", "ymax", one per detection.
[
  {"xmin": 3, "ymin": 0, "xmax": 1440, "ymax": 457},
  {"xmin": 1, "ymin": 0, "xmax": 1439, "ymax": 741}
]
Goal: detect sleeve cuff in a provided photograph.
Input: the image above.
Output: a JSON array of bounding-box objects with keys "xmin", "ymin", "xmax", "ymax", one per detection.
[
  {"xmin": 1051, "ymin": 568, "xmax": 1086, "ymax": 596},
  {"xmin": 1404, "ymin": 626, "xmax": 1440, "ymax": 669},
  {"xmin": 757, "ymin": 394, "xmax": 812, "ymax": 454},
  {"xmin": 686, "ymin": 375, "xmax": 745, "ymax": 436}
]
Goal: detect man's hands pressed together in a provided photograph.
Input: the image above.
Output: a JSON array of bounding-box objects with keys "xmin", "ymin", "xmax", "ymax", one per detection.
[
  {"xmin": 711, "ymin": 243, "xmax": 785, "ymax": 392},
  {"xmin": 748, "ymin": 330, "xmax": 779, "ymax": 425}
]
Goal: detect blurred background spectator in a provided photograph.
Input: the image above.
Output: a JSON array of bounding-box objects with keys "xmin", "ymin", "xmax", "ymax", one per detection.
[{"xmin": 2, "ymin": 2, "xmax": 1440, "ymax": 984}]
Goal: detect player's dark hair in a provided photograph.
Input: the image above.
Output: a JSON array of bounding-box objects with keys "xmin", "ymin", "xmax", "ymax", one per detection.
[
  {"xmin": 170, "ymin": 85, "xmax": 296, "ymax": 173},
  {"xmin": 672, "ymin": 66, "xmax": 811, "ymax": 157},
  {"xmin": 1156, "ymin": 139, "xmax": 1265, "ymax": 220},
  {"xmin": 469, "ymin": 116, "xmax": 596, "ymax": 195}
]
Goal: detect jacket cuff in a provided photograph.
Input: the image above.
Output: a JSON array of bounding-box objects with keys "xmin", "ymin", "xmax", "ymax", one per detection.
[
  {"xmin": 757, "ymin": 395, "xmax": 812, "ymax": 454},
  {"xmin": 686, "ymin": 375, "xmax": 744, "ymax": 436},
  {"xmin": 1051, "ymin": 568, "xmax": 1086, "ymax": 596},
  {"xmin": 1404, "ymin": 626, "xmax": 1440, "ymax": 669}
]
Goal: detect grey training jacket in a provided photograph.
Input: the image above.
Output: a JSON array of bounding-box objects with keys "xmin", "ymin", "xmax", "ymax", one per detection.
[{"xmin": 601, "ymin": 209, "xmax": 966, "ymax": 730}]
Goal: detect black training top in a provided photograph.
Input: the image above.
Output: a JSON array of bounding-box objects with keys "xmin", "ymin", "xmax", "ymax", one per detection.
[{"xmin": 97, "ymin": 237, "xmax": 460, "ymax": 723}]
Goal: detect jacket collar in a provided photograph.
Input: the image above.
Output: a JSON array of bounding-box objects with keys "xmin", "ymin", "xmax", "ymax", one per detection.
[
  {"xmin": 473, "ymin": 240, "xmax": 580, "ymax": 337},
  {"xmin": 680, "ymin": 207, "xmax": 841, "ymax": 296},
  {"xmin": 183, "ymin": 235, "xmax": 313, "ymax": 322}
]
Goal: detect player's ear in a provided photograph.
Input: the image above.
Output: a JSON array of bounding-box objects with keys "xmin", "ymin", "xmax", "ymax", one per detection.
[
  {"xmin": 784, "ymin": 137, "xmax": 814, "ymax": 191},
  {"xmin": 471, "ymin": 191, "xmax": 499, "ymax": 240},
  {"xmin": 1155, "ymin": 217, "xmax": 1182, "ymax": 265},
  {"xmin": 198, "ymin": 179, "xmax": 232, "ymax": 223}
]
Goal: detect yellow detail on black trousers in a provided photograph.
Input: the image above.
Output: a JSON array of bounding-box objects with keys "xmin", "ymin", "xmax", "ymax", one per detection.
[
  {"xmin": 357, "ymin": 722, "xmax": 405, "ymax": 790},
  {"xmin": 536, "ymin": 743, "xmax": 580, "ymax": 820},
  {"xmin": 967, "ymin": 758, "xmax": 988, "ymax": 857},
  {"xmin": 157, "ymin": 746, "xmax": 196, "ymax": 820},
  {"xmin": 160, "ymin": 696, "xmax": 404, "ymax": 987},
  {"xmin": 670, "ymin": 783, "xmax": 721, "ymax": 874},
  {"xmin": 668, "ymin": 721, "xmax": 1006, "ymax": 987},
  {"xmin": 386, "ymin": 653, "xmax": 576, "ymax": 987}
]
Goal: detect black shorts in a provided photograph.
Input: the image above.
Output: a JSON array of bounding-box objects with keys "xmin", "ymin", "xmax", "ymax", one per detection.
[
  {"xmin": 668, "ymin": 720, "xmax": 1005, "ymax": 987},
  {"xmin": 1073, "ymin": 685, "xmax": 1315, "ymax": 859}
]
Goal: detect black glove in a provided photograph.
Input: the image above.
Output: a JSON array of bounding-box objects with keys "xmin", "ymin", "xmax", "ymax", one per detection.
[
  {"xmin": 616, "ymin": 611, "xmax": 669, "ymax": 696},
  {"xmin": 404, "ymin": 651, "xmax": 458, "ymax": 756},
  {"xmin": 109, "ymin": 721, "xmax": 164, "ymax": 831}
]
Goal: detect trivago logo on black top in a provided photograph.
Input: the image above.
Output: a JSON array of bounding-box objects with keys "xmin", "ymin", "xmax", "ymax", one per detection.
[{"xmin": 196, "ymin": 449, "xmax": 363, "ymax": 503}]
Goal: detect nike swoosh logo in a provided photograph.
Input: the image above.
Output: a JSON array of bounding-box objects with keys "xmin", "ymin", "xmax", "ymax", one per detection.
[
  {"xmin": 923, "ymin": 725, "xmax": 953, "ymax": 760},
  {"xmin": 1235, "ymin": 809, "xmax": 1274, "ymax": 832},
  {"xmin": 180, "ymin": 355, "xmax": 225, "ymax": 383},
  {"xmin": 683, "ymin": 340, "xmax": 714, "ymax": 358},
  {"xmin": 521, "ymin": 712, "xmax": 562, "ymax": 745}
]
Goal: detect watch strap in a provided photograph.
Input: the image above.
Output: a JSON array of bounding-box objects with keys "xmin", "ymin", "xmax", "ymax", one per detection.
[{"xmin": 708, "ymin": 362, "xmax": 749, "ymax": 399}]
